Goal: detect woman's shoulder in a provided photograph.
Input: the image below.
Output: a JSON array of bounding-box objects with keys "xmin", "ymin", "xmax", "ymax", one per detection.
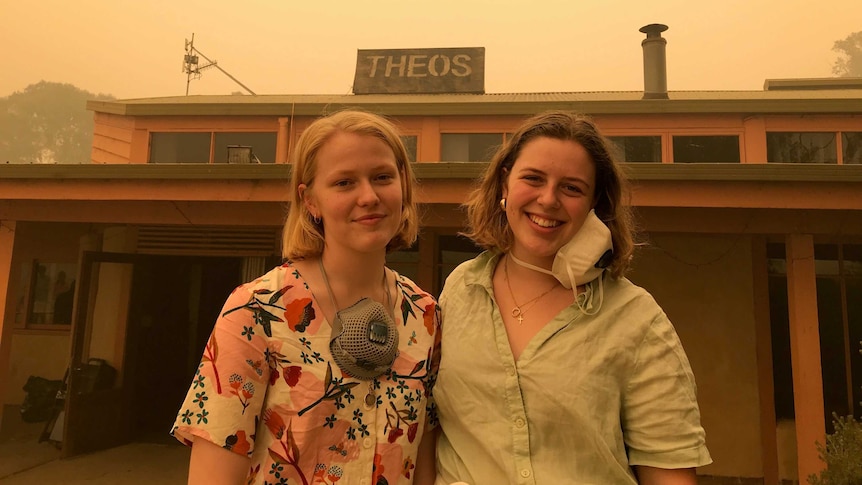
[
  {"xmin": 602, "ymin": 275, "xmax": 665, "ymax": 318},
  {"xmin": 233, "ymin": 262, "xmax": 309, "ymax": 300},
  {"xmin": 391, "ymin": 269, "xmax": 436, "ymax": 305},
  {"xmin": 444, "ymin": 250, "xmax": 497, "ymax": 288}
]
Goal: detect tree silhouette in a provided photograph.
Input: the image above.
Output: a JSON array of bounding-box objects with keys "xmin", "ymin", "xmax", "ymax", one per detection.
[
  {"xmin": 832, "ymin": 31, "xmax": 862, "ymax": 77},
  {"xmin": 0, "ymin": 81, "xmax": 114, "ymax": 164}
]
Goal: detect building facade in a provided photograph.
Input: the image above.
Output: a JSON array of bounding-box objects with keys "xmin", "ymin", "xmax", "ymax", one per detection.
[{"xmin": 1, "ymin": 79, "xmax": 861, "ymax": 483}]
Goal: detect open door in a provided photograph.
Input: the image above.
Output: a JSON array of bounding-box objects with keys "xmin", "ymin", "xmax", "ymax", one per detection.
[
  {"xmin": 60, "ymin": 251, "xmax": 244, "ymax": 455},
  {"xmin": 62, "ymin": 251, "xmax": 140, "ymax": 457}
]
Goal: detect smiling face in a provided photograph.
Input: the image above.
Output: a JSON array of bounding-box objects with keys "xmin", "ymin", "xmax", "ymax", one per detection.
[
  {"xmin": 300, "ymin": 131, "xmax": 404, "ymax": 258},
  {"xmin": 502, "ymin": 136, "xmax": 596, "ymax": 269}
]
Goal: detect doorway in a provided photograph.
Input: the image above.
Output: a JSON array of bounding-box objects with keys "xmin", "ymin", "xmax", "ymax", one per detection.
[{"xmin": 124, "ymin": 256, "xmax": 242, "ymax": 443}]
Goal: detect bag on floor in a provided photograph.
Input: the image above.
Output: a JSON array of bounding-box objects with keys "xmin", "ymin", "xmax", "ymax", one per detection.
[{"xmin": 20, "ymin": 375, "xmax": 63, "ymax": 423}]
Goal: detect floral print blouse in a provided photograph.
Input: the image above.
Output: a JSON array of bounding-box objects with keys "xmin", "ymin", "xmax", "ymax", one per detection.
[{"xmin": 172, "ymin": 262, "xmax": 441, "ymax": 485}]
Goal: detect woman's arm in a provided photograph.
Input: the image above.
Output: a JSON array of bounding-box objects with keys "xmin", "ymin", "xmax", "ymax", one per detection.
[
  {"xmin": 188, "ymin": 438, "xmax": 250, "ymax": 485},
  {"xmin": 412, "ymin": 427, "xmax": 438, "ymax": 485},
  {"xmin": 634, "ymin": 466, "xmax": 697, "ymax": 485}
]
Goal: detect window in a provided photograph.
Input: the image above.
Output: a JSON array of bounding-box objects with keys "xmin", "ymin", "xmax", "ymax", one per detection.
[
  {"xmin": 441, "ymin": 133, "xmax": 503, "ymax": 162},
  {"xmin": 150, "ymin": 133, "xmax": 211, "ymax": 163},
  {"xmin": 767, "ymin": 243, "xmax": 862, "ymax": 428},
  {"xmin": 14, "ymin": 260, "xmax": 78, "ymax": 327},
  {"xmin": 400, "ymin": 135, "xmax": 418, "ymax": 163},
  {"xmin": 214, "ymin": 133, "xmax": 276, "ymax": 163},
  {"xmin": 608, "ymin": 136, "xmax": 662, "ymax": 162},
  {"xmin": 767, "ymin": 132, "xmax": 837, "ymax": 164},
  {"xmin": 672, "ymin": 135, "xmax": 740, "ymax": 163},
  {"xmin": 149, "ymin": 132, "xmax": 278, "ymax": 164},
  {"xmin": 842, "ymin": 132, "xmax": 862, "ymax": 164}
]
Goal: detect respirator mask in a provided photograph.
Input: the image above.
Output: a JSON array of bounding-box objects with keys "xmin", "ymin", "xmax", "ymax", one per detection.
[
  {"xmin": 329, "ymin": 298, "xmax": 399, "ymax": 380},
  {"xmin": 319, "ymin": 259, "xmax": 399, "ymax": 380},
  {"xmin": 510, "ymin": 210, "xmax": 613, "ymax": 314}
]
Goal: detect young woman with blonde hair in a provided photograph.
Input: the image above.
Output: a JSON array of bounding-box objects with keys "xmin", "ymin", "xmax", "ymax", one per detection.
[{"xmin": 173, "ymin": 110, "xmax": 440, "ymax": 485}]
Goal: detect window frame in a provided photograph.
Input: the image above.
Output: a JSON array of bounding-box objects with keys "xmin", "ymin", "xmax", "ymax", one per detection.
[
  {"xmin": 15, "ymin": 259, "xmax": 78, "ymax": 331},
  {"xmin": 439, "ymin": 132, "xmax": 505, "ymax": 163},
  {"xmin": 148, "ymin": 130, "xmax": 278, "ymax": 164}
]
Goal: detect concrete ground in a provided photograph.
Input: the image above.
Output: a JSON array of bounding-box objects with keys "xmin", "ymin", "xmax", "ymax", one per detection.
[
  {"xmin": 0, "ymin": 442, "xmax": 189, "ymax": 485},
  {"xmin": 0, "ymin": 416, "xmax": 190, "ymax": 484}
]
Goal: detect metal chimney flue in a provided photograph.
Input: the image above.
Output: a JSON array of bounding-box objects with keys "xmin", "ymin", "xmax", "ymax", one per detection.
[{"xmin": 640, "ymin": 23, "xmax": 669, "ymax": 100}]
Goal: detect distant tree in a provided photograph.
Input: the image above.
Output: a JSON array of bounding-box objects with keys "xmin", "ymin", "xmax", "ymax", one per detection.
[
  {"xmin": 0, "ymin": 81, "xmax": 114, "ymax": 164},
  {"xmin": 832, "ymin": 31, "xmax": 862, "ymax": 77}
]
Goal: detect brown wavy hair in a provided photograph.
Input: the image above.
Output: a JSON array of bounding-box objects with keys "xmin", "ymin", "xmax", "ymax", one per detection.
[
  {"xmin": 282, "ymin": 110, "xmax": 419, "ymax": 260},
  {"xmin": 463, "ymin": 111, "xmax": 635, "ymax": 277}
]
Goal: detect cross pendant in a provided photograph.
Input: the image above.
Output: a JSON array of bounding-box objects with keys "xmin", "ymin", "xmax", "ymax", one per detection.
[{"xmin": 512, "ymin": 307, "xmax": 524, "ymax": 325}]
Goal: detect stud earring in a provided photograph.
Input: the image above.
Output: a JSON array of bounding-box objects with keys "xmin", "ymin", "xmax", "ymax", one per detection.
[{"xmin": 499, "ymin": 198, "xmax": 507, "ymax": 211}]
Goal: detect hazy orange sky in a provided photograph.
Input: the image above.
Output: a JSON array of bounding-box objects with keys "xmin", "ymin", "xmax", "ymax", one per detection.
[{"xmin": 2, "ymin": 0, "xmax": 859, "ymax": 99}]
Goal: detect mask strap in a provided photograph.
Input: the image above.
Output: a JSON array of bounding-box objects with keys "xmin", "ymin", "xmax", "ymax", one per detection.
[
  {"xmin": 576, "ymin": 274, "xmax": 604, "ymax": 316},
  {"xmin": 512, "ymin": 252, "xmax": 605, "ymax": 316},
  {"xmin": 509, "ymin": 253, "xmax": 555, "ymax": 277}
]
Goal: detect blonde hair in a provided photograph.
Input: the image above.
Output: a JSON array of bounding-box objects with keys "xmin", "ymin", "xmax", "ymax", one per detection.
[
  {"xmin": 463, "ymin": 111, "xmax": 636, "ymax": 277},
  {"xmin": 282, "ymin": 110, "xmax": 419, "ymax": 260}
]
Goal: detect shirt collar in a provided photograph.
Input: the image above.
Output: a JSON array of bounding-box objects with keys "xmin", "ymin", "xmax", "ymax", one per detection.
[{"xmin": 462, "ymin": 250, "xmax": 502, "ymax": 289}]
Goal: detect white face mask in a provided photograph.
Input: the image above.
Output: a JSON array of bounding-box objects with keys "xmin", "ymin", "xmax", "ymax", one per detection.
[{"xmin": 509, "ymin": 209, "xmax": 613, "ymax": 290}]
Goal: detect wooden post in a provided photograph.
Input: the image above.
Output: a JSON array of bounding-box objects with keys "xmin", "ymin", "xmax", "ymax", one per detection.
[
  {"xmin": 276, "ymin": 117, "xmax": 290, "ymax": 164},
  {"xmin": 785, "ymin": 234, "xmax": 826, "ymax": 482},
  {"xmin": 0, "ymin": 220, "xmax": 17, "ymax": 431}
]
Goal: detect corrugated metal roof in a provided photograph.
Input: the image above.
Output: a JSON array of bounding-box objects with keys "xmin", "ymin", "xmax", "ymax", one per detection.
[
  {"xmin": 3, "ymin": 162, "xmax": 862, "ymax": 183},
  {"xmin": 87, "ymin": 89, "xmax": 862, "ymax": 117}
]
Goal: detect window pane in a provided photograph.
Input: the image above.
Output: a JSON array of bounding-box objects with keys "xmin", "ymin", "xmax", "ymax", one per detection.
[
  {"xmin": 214, "ymin": 133, "xmax": 277, "ymax": 163},
  {"xmin": 845, "ymin": 277, "xmax": 862, "ymax": 418},
  {"xmin": 27, "ymin": 261, "xmax": 78, "ymax": 325},
  {"xmin": 150, "ymin": 133, "xmax": 211, "ymax": 163},
  {"xmin": 817, "ymin": 277, "xmax": 849, "ymax": 431},
  {"xmin": 608, "ymin": 136, "xmax": 662, "ymax": 162},
  {"xmin": 768, "ymin": 274, "xmax": 794, "ymax": 420},
  {"xmin": 672, "ymin": 135, "xmax": 740, "ymax": 163},
  {"xmin": 766, "ymin": 132, "xmax": 837, "ymax": 164},
  {"xmin": 815, "ymin": 244, "xmax": 840, "ymax": 276},
  {"xmin": 400, "ymin": 135, "xmax": 418, "ymax": 163},
  {"xmin": 844, "ymin": 245, "xmax": 862, "ymax": 418},
  {"xmin": 440, "ymin": 133, "xmax": 503, "ymax": 162},
  {"xmin": 842, "ymin": 132, "xmax": 862, "ymax": 164},
  {"xmin": 844, "ymin": 244, "xmax": 862, "ymax": 276}
]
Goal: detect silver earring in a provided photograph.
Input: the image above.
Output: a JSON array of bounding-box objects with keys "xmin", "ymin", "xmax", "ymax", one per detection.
[
  {"xmin": 499, "ymin": 198, "xmax": 507, "ymax": 210},
  {"xmin": 311, "ymin": 214, "xmax": 321, "ymax": 224}
]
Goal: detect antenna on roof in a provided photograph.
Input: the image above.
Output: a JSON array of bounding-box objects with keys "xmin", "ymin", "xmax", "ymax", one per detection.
[{"xmin": 182, "ymin": 33, "xmax": 256, "ymax": 96}]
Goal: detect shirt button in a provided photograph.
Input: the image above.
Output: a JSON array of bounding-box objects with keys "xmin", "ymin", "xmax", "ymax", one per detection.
[
  {"xmin": 514, "ymin": 417, "xmax": 525, "ymax": 428},
  {"xmin": 520, "ymin": 469, "xmax": 532, "ymax": 478},
  {"xmin": 507, "ymin": 366, "xmax": 516, "ymax": 376},
  {"xmin": 363, "ymin": 437, "xmax": 373, "ymax": 449}
]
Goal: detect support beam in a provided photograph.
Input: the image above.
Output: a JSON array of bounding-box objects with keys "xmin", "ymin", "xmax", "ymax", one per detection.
[
  {"xmin": 752, "ymin": 237, "xmax": 779, "ymax": 485},
  {"xmin": 276, "ymin": 117, "xmax": 290, "ymax": 164},
  {"xmin": 0, "ymin": 220, "xmax": 17, "ymax": 431},
  {"xmin": 785, "ymin": 234, "xmax": 826, "ymax": 481}
]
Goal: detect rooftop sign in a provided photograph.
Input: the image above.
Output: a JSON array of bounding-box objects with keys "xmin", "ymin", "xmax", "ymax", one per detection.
[{"xmin": 353, "ymin": 47, "xmax": 485, "ymax": 94}]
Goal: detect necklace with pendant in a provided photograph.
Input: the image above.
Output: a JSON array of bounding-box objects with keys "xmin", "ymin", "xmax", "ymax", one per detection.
[{"xmin": 504, "ymin": 254, "xmax": 558, "ymax": 325}]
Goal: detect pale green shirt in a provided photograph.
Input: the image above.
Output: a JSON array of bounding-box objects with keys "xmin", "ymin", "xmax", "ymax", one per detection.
[{"xmin": 435, "ymin": 251, "xmax": 711, "ymax": 485}]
